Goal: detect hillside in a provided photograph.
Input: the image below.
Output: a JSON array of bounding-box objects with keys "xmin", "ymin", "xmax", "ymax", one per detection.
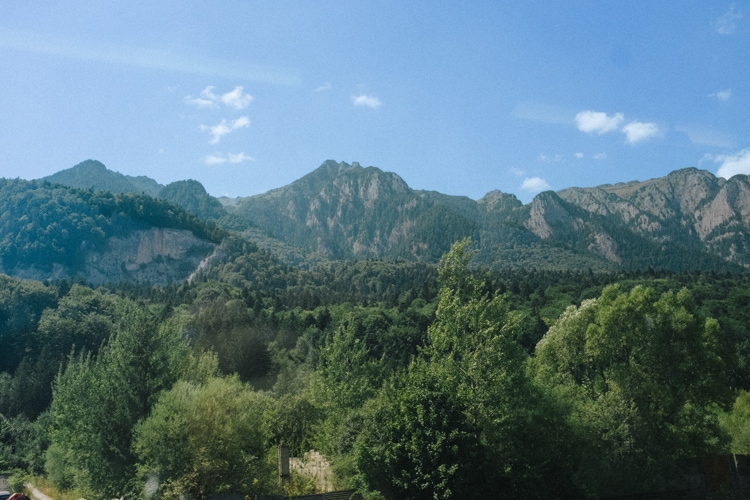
[{"xmin": 0, "ymin": 178, "xmax": 225, "ymax": 284}]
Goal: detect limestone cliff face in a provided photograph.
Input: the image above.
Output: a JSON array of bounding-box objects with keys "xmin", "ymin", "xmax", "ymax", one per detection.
[
  {"xmin": 84, "ymin": 228, "xmax": 215, "ymax": 284},
  {"xmin": 12, "ymin": 228, "xmax": 215, "ymax": 285},
  {"xmin": 523, "ymin": 191, "xmax": 622, "ymax": 263},
  {"xmin": 558, "ymin": 168, "xmax": 750, "ymax": 267},
  {"xmin": 525, "ymin": 191, "xmax": 584, "ymax": 239}
]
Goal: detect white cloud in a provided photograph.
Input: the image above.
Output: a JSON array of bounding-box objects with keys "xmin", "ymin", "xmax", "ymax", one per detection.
[
  {"xmin": 510, "ymin": 167, "xmax": 525, "ymax": 177},
  {"xmin": 314, "ymin": 82, "xmax": 331, "ymax": 92},
  {"xmin": 204, "ymin": 152, "xmax": 255, "ymax": 165},
  {"xmin": 712, "ymin": 149, "xmax": 750, "ymax": 178},
  {"xmin": 622, "ymin": 120, "xmax": 660, "ymax": 144},
  {"xmin": 575, "ymin": 110, "xmax": 624, "ymax": 134},
  {"xmin": 521, "ymin": 177, "xmax": 551, "ymax": 193},
  {"xmin": 593, "ymin": 152, "xmax": 608, "ymax": 160},
  {"xmin": 205, "ymin": 154, "xmax": 228, "ymax": 165},
  {"xmin": 185, "ymin": 86, "xmax": 253, "ymax": 110},
  {"xmin": 710, "ymin": 88, "xmax": 732, "ymax": 101},
  {"xmin": 353, "ymin": 94, "xmax": 382, "ymax": 109},
  {"xmin": 716, "ymin": 4, "xmax": 742, "ymax": 35},
  {"xmin": 227, "ymin": 152, "xmax": 255, "ymax": 163},
  {"xmin": 575, "ymin": 152, "xmax": 584, "ymax": 159},
  {"xmin": 201, "ymin": 116, "xmax": 250, "ymax": 144},
  {"xmin": 185, "ymin": 87, "xmax": 219, "ymax": 108},
  {"xmin": 220, "ymin": 86, "xmax": 253, "ymax": 109}
]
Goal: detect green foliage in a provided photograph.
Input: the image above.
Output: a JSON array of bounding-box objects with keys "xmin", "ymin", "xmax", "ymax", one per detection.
[
  {"xmin": 0, "ymin": 413, "xmax": 48, "ymax": 474},
  {"xmin": 133, "ymin": 375, "xmax": 274, "ymax": 499},
  {"xmin": 35, "ymin": 284, "xmax": 118, "ymax": 357},
  {"xmin": 353, "ymin": 239, "xmax": 577, "ymax": 498},
  {"xmin": 720, "ymin": 390, "xmax": 750, "ymax": 454},
  {"xmin": 6, "ymin": 468, "xmax": 29, "ymax": 492},
  {"xmin": 158, "ymin": 180, "xmax": 226, "ymax": 220},
  {"xmin": 2, "ymin": 222, "xmax": 749, "ymax": 500},
  {"xmin": 0, "ymin": 179, "xmax": 225, "ymax": 279},
  {"xmin": 534, "ymin": 284, "xmax": 732, "ymax": 496},
  {"xmin": 0, "ymin": 274, "xmax": 58, "ymax": 373},
  {"xmin": 46, "ymin": 302, "xmax": 189, "ymax": 497},
  {"xmin": 355, "ymin": 361, "xmax": 482, "ymax": 499}
]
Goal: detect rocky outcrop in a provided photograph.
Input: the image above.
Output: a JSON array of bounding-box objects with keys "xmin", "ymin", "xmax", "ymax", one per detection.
[
  {"xmin": 11, "ymin": 228, "xmax": 215, "ymax": 285},
  {"xmin": 84, "ymin": 228, "xmax": 215, "ymax": 284}
]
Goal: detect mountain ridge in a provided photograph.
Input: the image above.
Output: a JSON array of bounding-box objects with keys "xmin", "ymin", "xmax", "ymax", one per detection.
[{"xmin": 22, "ymin": 158, "xmax": 750, "ymax": 277}]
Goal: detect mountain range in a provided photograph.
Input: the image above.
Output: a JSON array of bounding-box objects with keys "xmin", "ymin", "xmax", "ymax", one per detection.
[{"xmin": 6, "ymin": 158, "xmax": 747, "ymax": 284}]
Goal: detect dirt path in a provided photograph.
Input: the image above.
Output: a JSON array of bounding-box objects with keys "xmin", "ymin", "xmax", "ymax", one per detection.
[{"xmin": 25, "ymin": 484, "xmax": 54, "ymax": 500}]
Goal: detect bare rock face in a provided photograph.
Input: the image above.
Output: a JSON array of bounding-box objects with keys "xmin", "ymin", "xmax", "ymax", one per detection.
[
  {"xmin": 557, "ymin": 168, "xmax": 750, "ymax": 267},
  {"xmin": 10, "ymin": 228, "xmax": 216, "ymax": 285},
  {"xmin": 84, "ymin": 228, "xmax": 215, "ymax": 285},
  {"xmin": 525, "ymin": 191, "xmax": 584, "ymax": 240}
]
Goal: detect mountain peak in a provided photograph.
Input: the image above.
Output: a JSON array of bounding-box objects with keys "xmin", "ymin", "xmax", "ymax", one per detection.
[{"xmin": 43, "ymin": 160, "xmax": 163, "ymax": 197}]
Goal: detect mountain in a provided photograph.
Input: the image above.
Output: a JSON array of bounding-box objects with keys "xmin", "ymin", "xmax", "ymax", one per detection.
[
  {"xmin": 157, "ymin": 180, "xmax": 226, "ymax": 220},
  {"xmin": 42, "ymin": 160, "xmax": 230, "ymax": 222},
  {"xmin": 556, "ymin": 168, "xmax": 750, "ymax": 270},
  {"xmin": 0, "ymin": 178, "xmax": 225, "ymax": 284},
  {"xmin": 44, "ymin": 159, "xmax": 163, "ymax": 197},
  {"xmin": 225, "ymin": 161, "xmax": 479, "ymax": 262},
  {"xmin": 25, "ymin": 159, "xmax": 750, "ymax": 277},
  {"xmin": 224, "ymin": 161, "xmax": 748, "ymax": 272}
]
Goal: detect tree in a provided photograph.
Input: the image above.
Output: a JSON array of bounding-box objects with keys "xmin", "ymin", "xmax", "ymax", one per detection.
[
  {"xmin": 354, "ymin": 361, "xmax": 483, "ymax": 499},
  {"xmin": 133, "ymin": 375, "xmax": 274, "ymax": 499},
  {"xmin": 720, "ymin": 390, "xmax": 750, "ymax": 454},
  {"xmin": 534, "ymin": 285, "xmax": 731, "ymax": 496},
  {"xmin": 46, "ymin": 302, "xmax": 189, "ymax": 497},
  {"xmin": 355, "ymin": 239, "xmax": 577, "ymax": 498}
]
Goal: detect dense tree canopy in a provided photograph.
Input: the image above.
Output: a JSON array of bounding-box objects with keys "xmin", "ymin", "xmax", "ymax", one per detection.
[{"xmin": 1, "ymin": 237, "xmax": 750, "ymax": 499}]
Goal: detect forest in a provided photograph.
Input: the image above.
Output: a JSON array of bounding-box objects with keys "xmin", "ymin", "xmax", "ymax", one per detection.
[{"xmin": 2, "ymin": 236, "xmax": 750, "ymax": 499}]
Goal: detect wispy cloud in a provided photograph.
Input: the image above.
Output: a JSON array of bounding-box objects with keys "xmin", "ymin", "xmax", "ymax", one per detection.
[
  {"xmin": 538, "ymin": 153, "xmax": 564, "ymax": 163},
  {"xmin": 513, "ymin": 101, "xmax": 574, "ymax": 125},
  {"xmin": 710, "ymin": 88, "xmax": 732, "ymax": 102},
  {"xmin": 521, "ymin": 177, "xmax": 551, "ymax": 193},
  {"xmin": 185, "ymin": 86, "xmax": 253, "ymax": 110},
  {"xmin": 575, "ymin": 152, "xmax": 584, "ymax": 159},
  {"xmin": 510, "ymin": 167, "xmax": 525, "ymax": 177},
  {"xmin": 0, "ymin": 29, "xmax": 299, "ymax": 86},
  {"xmin": 622, "ymin": 121, "xmax": 660, "ymax": 144},
  {"xmin": 575, "ymin": 111, "xmax": 624, "ymax": 134},
  {"xmin": 593, "ymin": 152, "xmax": 608, "ymax": 160},
  {"xmin": 676, "ymin": 125, "xmax": 734, "ymax": 148},
  {"xmin": 201, "ymin": 116, "xmax": 250, "ymax": 144},
  {"xmin": 353, "ymin": 94, "xmax": 382, "ymax": 109},
  {"xmin": 314, "ymin": 82, "xmax": 331, "ymax": 92},
  {"xmin": 709, "ymin": 149, "xmax": 750, "ymax": 178},
  {"xmin": 716, "ymin": 4, "xmax": 742, "ymax": 35},
  {"xmin": 204, "ymin": 152, "xmax": 255, "ymax": 165}
]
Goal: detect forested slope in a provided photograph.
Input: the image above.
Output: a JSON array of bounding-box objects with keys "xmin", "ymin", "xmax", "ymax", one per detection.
[{"xmin": 0, "ymin": 179, "xmax": 224, "ymax": 284}]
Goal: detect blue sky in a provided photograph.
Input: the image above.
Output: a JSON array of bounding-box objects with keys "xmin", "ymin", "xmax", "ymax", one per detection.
[{"xmin": 1, "ymin": 2, "xmax": 748, "ymax": 203}]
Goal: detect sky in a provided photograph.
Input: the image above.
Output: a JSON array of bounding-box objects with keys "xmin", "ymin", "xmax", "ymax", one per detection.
[{"xmin": 1, "ymin": 2, "xmax": 749, "ymax": 203}]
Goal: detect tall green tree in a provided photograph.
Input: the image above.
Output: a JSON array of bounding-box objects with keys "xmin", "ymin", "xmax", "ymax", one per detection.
[
  {"xmin": 355, "ymin": 239, "xmax": 577, "ymax": 498},
  {"xmin": 46, "ymin": 303, "xmax": 189, "ymax": 497},
  {"xmin": 534, "ymin": 285, "xmax": 732, "ymax": 496}
]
